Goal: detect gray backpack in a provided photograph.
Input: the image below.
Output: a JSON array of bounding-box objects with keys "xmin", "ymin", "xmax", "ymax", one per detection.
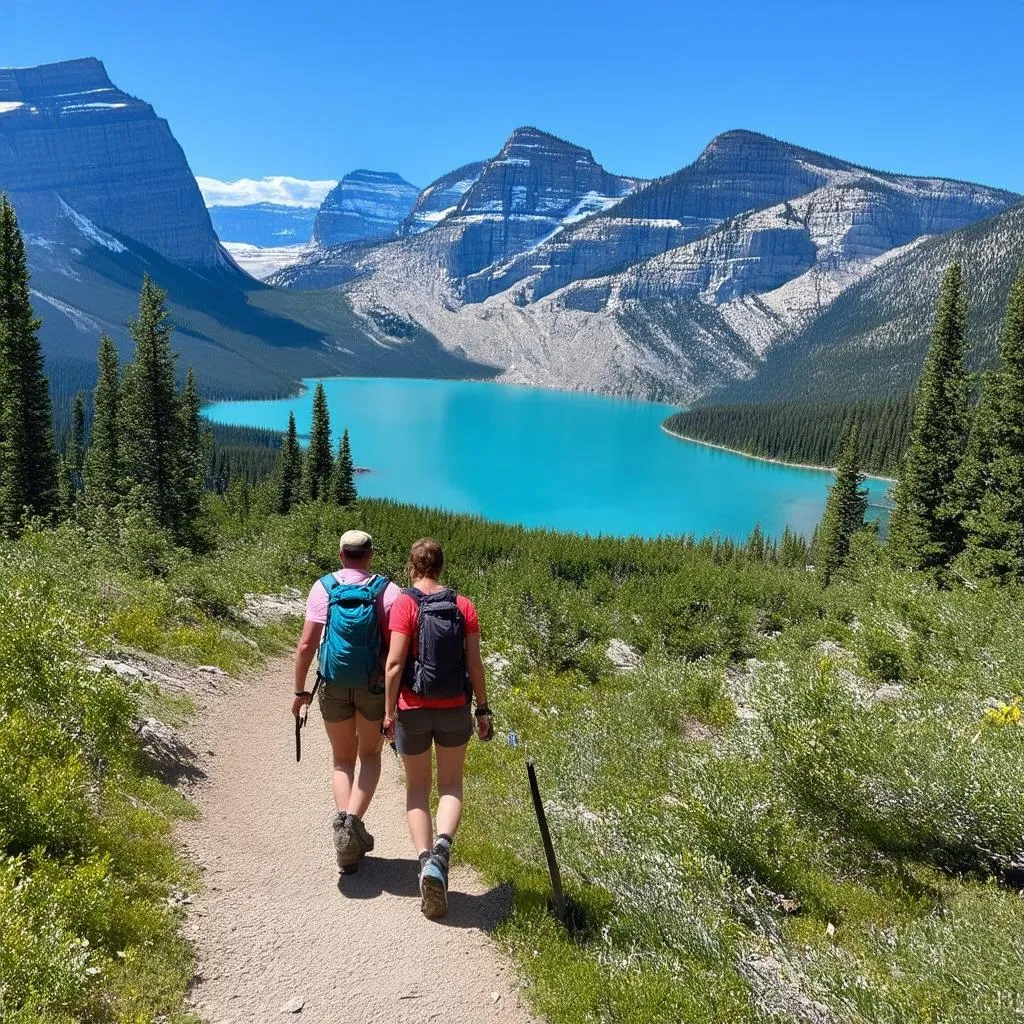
[{"xmin": 401, "ymin": 587, "xmax": 468, "ymax": 699}]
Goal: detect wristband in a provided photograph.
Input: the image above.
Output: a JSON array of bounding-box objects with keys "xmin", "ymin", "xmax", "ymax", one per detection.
[
  {"xmin": 294, "ymin": 690, "xmax": 311, "ymax": 697},
  {"xmin": 474, "ymin": 705, "xmax": 491, "ymax": 718}
]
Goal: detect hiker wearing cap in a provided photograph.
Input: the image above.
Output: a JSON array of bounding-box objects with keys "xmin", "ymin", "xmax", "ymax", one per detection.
[
  {"xmin": 293, "ymin": 529, "xmax": 401, "ymax": 874},
  {"xmin": 382, "ymin": 537, "xmax": 493, "ymax": 919}
]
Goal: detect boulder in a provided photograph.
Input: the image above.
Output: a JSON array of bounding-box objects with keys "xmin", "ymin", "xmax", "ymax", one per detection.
[
  {"xmin": 606, "ymin": 638, "xmax": 641, "ymax": 673},
  {"xmin": 134, "ymin": 717, "xmax": 202, "ymax": 783}
]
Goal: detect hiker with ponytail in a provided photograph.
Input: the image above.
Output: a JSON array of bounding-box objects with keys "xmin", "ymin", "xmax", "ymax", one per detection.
[{"xmin": 382, "ymin": 537, "xmax": 492, "ymax": 919}]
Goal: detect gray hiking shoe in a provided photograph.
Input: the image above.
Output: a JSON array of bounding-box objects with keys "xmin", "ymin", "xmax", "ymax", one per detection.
[
  {"xmin": 332, "ymin": 811, "xmax": 359, "ymax": 875},
  {"xmin": 348, "ymin": 814, "xmax": 375, "ymax": 856},
  {"xmin": 419, "ymin": 855, "xmax": 449, "ymax": 919}
]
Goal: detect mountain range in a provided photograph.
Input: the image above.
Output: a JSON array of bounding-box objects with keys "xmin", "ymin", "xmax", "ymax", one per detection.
[
  {"xmin": 0, "ymin": 59, "xmax": 488, "ymax": 401},
  {"xmin": 271, "ymin": 127, "xmax": 1020, "ymax": 399},
  {"xmin": 2, "ymin": 57, "xmax": 1022, "ymax": 408}
]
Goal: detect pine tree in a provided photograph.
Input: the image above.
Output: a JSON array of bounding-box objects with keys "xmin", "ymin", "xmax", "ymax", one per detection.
[
  {"xmin": 961, "ymin": 269, "xmax": 1024, "ymax": 581},
  {"xmin": 0, "ymin": 195, "xmax": 60, "ymax": 534},
  {"xmin": 83, "ymin": 336, "xmax": 123, "ymax": 513},
  {"xmin": 304, "ymin": 382, "xmax": 333, "ymax": 501},
  {"xmin": 332, "ymin": 427, "xmax": 357, "ymax": 506},
  {"xmin": 952, "ymin": 371, "xmax": 998, "ymax": 536},
  {"xmin": 747, "ymin": 523, "xmax": 766, "ymax": 561},
  {"xmin": 68, "ymin": 391, "xmax": 86, "ymax": 493},
  {"xmin": 888, "ymin": 264, "xmax": 971, "ymax": 573},
  {"xmin": 779, "ymin": 526, "xmax": 808, "ymax": 568},
  {"xmin": 176, "ymin": 368, "xmax": 205, "ymax": 542},
  {"xmin": 817, "ymin": 424, "xmax": 868, "ymax": 586},
  {"xmin": 277, "ymin": 412, "xmax": 303, "ymax": 514},
  {"xmin": 57, "ymin": 454, "xmax": 74, "ymax": 514},
  {"xmin": 118, "ymin": 276, "xmax": 182, "ymax": 534}
]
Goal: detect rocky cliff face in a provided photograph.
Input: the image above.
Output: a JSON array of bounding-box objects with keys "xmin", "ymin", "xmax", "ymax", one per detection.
[
  {"xmin": 400, "ymin": 161, "xmax": 485, "ymax": 235},
  {"xmin": 0, "ymin": 58, "xmax": 228, "ymax": 271},
  {"xmin": 709, "ymin": 201, "xmax": 1024, "ymax": 404},
  {"xmin": 209, "ymin": 202, "xmax": 317, "ymax": 246},
  {"xmin": 500, "ymin": 130, "xmax": 1018, "ymax": 304},
  {"xmin": 311, "ymin": 170, "xmax": 419, "ymax": 246},
  {"xmin": 441, "ymin": 127, "xmax": 641, "ymax": 289}
]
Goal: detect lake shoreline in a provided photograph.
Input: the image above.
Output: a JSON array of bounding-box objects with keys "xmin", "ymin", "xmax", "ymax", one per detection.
[
  {"xmin": 204, "ymin": 378, "xmax": 893, "ymax": 539},
  {"xmin": 660, "ymin": 424, "xmax": 897, "ymax": 484}
]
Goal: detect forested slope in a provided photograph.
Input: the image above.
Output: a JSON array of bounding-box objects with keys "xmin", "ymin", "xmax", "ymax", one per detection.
[
  {"xmin": 710, "ymin": 203, "xmax": 1024, "ymax": 404},
  {"xmin": 665, "ymin": 395, "xmax": 914, "ymax": 476}
]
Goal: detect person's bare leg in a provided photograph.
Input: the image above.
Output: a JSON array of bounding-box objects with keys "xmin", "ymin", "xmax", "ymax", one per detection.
[
  {"xmin": 348, "ymin": 713, "xmax": 385, "ymax": 820},
  {"xmin": 402, "ymin": 748, "xmax": 434, "ymax": 854},
  {"xmin": 322, "ymin": 716, "xmax": 357, "ymax": 811},
  {"xmin": 434, "ymin": 741, "xmax": 468, "ymax": 840}
]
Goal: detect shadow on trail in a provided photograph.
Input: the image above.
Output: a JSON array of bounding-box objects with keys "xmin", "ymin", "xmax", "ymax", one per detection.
[{"xmin": 337, "ymin": 857, "xmax": 514, "ymax": 932}]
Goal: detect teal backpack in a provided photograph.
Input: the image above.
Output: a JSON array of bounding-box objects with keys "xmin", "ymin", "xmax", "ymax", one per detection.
[{"xmin": 316, "ymin": 574, "xmax": 390, "ymax": 691}]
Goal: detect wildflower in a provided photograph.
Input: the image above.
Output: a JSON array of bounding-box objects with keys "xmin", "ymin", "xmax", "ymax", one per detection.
[{"xmin": 984, "ymin": 696, "xmax": 1023, "ymax": 727}]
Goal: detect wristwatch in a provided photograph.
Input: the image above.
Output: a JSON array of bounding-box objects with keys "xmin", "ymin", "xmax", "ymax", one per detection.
[
  {"xmin": 294, "ymin": 690, "xmax": 311, "ymax": 697},
  {"xmin": 474, "ymin": 705, "xmax": 491, "ymax": 718}
]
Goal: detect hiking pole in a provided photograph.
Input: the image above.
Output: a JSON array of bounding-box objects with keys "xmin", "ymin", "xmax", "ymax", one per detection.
[
  {"xmin": 295, "ymin": 676, "xmax": 321, "ymax": 763},
  {"xmin": 526, "ymin": 758, "xmax": 567, "ymax": 924}
]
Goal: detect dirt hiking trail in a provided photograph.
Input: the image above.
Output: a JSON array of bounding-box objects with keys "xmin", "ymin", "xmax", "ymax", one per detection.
[{"xmin": 178, "ymin": 656, "xmax": 536, "ymax": 1024}]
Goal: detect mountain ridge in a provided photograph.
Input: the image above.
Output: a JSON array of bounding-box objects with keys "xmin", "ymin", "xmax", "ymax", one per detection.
[{"xmin": 273, "ymin": 125, "xmax": 1019, "ymax": 401}]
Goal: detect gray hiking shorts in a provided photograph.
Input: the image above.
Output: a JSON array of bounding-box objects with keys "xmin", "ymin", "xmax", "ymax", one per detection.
[{"xmin": 395, "ymin": 703, "xmax": 473, "ymax": 756}]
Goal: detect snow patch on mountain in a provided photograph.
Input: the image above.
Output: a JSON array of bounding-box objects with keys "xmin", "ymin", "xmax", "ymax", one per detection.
[
  {"xmin": 56, "ymin": 196, "xmax": 126, "ymax": 252},
  {"xmin": 223, "ymin": 242, "xmax": 313, "ymax": 280},
  {"xmin": 29, "ymin": 289, "xmax": 102, "ymax": 334}
]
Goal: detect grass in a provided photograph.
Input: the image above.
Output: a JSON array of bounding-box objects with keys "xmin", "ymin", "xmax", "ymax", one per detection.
[{"xmin": 1, "ymin": 491, "xmax": 1022, "ymax": 1022}]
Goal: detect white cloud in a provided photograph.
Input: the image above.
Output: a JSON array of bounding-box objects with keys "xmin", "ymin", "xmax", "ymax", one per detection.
[{"xmin": 195, "ymin": 175, "xmax": 338, "ymax": 208}]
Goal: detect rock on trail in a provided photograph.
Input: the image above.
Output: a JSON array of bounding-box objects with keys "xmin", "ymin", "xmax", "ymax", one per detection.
[{"xmin": 177, "ymin": 656, "xmax": 535, "ymax": 1024}]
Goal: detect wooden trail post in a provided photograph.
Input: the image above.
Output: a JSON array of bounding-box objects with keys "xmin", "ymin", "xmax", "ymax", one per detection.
[{"xmin": 526, "ymin": 758, "xmax": 567, "ymax": 923}]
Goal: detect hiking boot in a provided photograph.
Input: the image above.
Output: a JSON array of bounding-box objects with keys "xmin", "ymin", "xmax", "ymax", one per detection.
[
  {"xmin": 348, "ymin": 815, "xmax": 375, "ymax": 857},
  {"xmin": 419, "ymin": 854, "xmax": 449, "ymax": 919},
  {"xmin": 332, "ymin": 811, "xmax": 359, "ymax": 875}
]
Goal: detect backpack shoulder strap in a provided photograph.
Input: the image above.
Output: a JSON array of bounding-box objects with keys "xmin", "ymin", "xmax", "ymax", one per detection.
[
  {"xmin": 319, "ymin": 573, "xmax": 339, "ymax": 596},
  {"xmin": 402, "ymin": 586, "xmax": 425, "ymax": 605},
  {"xmin": 367, "ymin": 574, "xmax": 390, "ymax": 599}
]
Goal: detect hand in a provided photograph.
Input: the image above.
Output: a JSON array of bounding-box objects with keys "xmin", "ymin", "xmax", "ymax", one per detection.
[
  {"xmin": 476, "ymin": 712, "xmax": 493, "ymax": 742},
  {"xmin": 381, "ymin": 712, "xmax": 397, "ymax": 743},
  {"xmin": 292, "ymin": 693, "xmax": 312, "ymax": 719}
]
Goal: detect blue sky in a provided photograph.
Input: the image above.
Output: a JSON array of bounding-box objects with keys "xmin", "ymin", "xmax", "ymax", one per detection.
[{"xmin": 6, "ymin": 0, "xmax": 1023, "ymax": 193}]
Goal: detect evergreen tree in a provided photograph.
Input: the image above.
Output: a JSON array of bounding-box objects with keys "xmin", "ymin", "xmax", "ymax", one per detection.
[
  {"xmin": 332, "ymin": 427, "xmax": 357, "ymax": 506},
  {"xmin": 0, "ymin": 195, "xmax": 60, "ymax": 534},
  {"xmin": 276, "ymin": 412, "xmax": 303, "ymax": 514},
  {"xmin": 83, "ymin": 336, "xmax": 123, "ymax": 514},
  {"xmin": 746, "ymin": 523, "xmax": 766, "ymax": 561},
  {"xmin": 176, "ymin": 368, "xmax": 205, "ymax": 541},
  {"xmin": 952, "ymin": 371, "xmax": 998, "ymax": 534},
  {"xmin": 118, "ymin": 276, "xmax": 182, "ymax": 534},
  {"xmin": 888, "ymin": 264, "xmax": 971, "ymax": 573},
  {"xmin": 68, "ymin": 391, "xmax": 86, "ymax": 493},
  {"xmin": 817, "ymin": 424, "xmax": 868, "ymax": 585},
  {"xmin": 961, "ymin": 269, "xmax": 1024, "ymax": 582},
  {"xmin": 779, "ymin": 526, "xmax": 808, "ymax": 568},
  {"xmin": 304, "ymin": 382, "xmax": 333, "ymax": 501},
  {"xmin": 57, "ymin": 454, "xmax": 74, "ymax": 514}
]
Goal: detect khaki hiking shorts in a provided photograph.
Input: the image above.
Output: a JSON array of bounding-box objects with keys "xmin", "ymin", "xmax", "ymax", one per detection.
[{"xmin": 318, "ymin": 684, "xmax": 385, "ymax": 723}]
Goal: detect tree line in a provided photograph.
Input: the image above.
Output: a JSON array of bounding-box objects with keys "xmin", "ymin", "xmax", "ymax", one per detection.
[
  {"xmin": 817, "ymin": 261, "xmax": 1024, "ymax": 586},
  {"xmin": 0, "ymin": 195, "xmax": 358, "ymax": 548},
  {"xmin": 664, "ymin": 393, "xmax": 915, "ymax": 476}
]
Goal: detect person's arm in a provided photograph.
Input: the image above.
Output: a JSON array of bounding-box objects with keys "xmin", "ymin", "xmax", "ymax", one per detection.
[
  {"xmin": 383, "ymin": 631, "xmax": 412, "ymax": 737},
  {"xmin": 292, "ymin": 619, "xmax": 322, "ymax": 717},
  {"xmin": 465, "ymin": 632, "xmax": 492, "ymax": 739}
]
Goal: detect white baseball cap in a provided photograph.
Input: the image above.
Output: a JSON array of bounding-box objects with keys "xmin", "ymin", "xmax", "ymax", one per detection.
[{"xmin": 339, "ymin": 529, "xmax": 373, "ymax": 554}]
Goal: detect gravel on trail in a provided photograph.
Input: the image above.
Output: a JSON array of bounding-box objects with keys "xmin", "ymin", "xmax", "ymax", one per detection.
[{"xmin": 177, "ymin": 657, "xmax": 536, "ymax": 1023}]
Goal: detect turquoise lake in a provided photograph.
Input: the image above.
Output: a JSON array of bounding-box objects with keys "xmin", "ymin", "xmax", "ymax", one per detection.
[{"xmin": 204, "ymin": 377, "xmax": 892, "ymax": 540}]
